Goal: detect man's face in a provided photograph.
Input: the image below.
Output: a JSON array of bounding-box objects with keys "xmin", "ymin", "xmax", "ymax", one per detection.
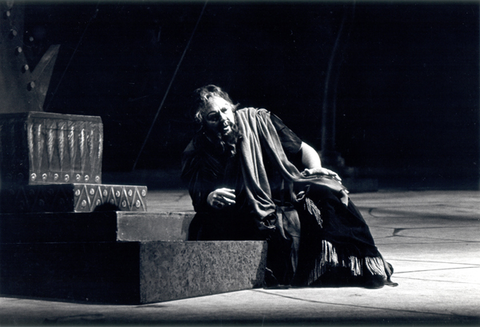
[{"xmin": 203, "ymin": 96, "xmax": 236, "ymax": 136}]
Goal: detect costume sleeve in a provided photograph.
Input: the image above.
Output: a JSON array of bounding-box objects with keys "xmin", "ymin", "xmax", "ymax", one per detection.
[
  {"xmin": 181, "ymin": 141, "xmax": 212, "ymax": 212},
  {"xmin": 181, "ymin": 139, "xmax": 224, "ymax": 213},
  {"xmin": 270, "ymin": 113, "xmax": 303, "ymax": 155}
]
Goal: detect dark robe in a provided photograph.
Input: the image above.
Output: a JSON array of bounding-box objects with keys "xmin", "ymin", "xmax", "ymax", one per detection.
[{"xmin": 182, "ymin": 108, "xmax": 394, "ymax": 287}]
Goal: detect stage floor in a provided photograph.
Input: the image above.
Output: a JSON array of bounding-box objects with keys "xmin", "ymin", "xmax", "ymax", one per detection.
[{"xmin": 1, "ymin": 189, "xmax": 479, "ymax": 326}]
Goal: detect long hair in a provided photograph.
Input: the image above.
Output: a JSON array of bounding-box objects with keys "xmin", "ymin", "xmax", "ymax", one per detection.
[{"xmin": 192, "ymin": 84, "xmax": 239, "ymax": 125}]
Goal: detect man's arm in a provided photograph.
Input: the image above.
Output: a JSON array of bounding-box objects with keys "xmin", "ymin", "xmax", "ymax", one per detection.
[
  {"xmin": 299, "ymin": 142, "xmax": 321, "ymax": 169},
  {"xmin": 299, "ymin": 142, "xmax": 340, "ymax": 179},
  {"xmin": 299, "ymin": 142, "xmax": 349, "ymax": 205}
]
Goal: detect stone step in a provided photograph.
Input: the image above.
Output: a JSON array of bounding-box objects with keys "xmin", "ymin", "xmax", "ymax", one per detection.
[
  {"xmin": 0, "ymin": 211, "xmax": 195, "ymax": 243},
  {"xmin": 0, "ymin": 240, "xmax": 267, "ymax": 304},
  {"xmin": 0, "ymin": 183, "xmax": 147, "ymax": 213}
]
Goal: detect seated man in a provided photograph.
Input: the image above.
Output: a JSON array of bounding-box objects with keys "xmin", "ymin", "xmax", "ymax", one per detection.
[{"xmin": 181, "ymin": 84, "xmax": 396, "ymax": 289}]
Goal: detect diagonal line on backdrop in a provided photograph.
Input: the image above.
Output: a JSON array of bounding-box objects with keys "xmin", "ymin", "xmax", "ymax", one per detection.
[{"xmin": 132, "ymin": 1, "xmax": 208, "ymax": 171}]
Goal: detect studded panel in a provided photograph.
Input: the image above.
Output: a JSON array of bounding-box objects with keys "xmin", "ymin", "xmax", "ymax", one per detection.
[
  {"xmin": 0, "ymin": 112, "xmax": 103, "ymax": 188},
  {"xmin": 0, "ymin": 183, "xmax": 147, "ymax": 213}
]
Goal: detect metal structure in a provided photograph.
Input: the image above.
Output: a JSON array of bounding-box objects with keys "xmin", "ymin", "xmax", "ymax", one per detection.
[{"xmin": 1, "ymin": 0, "xmax": 59, "ymax": 113}]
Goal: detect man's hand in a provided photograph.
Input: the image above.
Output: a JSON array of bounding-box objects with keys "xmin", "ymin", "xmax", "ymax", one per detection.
[
  {"xmin": 207, "ymin": 188, "xmax": 236, "ymax": 210},
  {"xmin": 303, "ymin": 168, "xmax": 349, "ymax": 206},
  {"xmin": 302, "ymin": 167, "xmax": 342, "ymax": 182}
]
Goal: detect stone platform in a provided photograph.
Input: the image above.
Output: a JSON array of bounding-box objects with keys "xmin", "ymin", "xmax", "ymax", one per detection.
[
  {"xmin": 0, "ymin": 205, "xmax": 267, "ymax": 304},
  {"xmin": 0, "ymin": 208, "xmax": 270, "ymax": 304},
  {"xmin": 0, "ymin": 240, "xmax": 267, "ymax": 304}
]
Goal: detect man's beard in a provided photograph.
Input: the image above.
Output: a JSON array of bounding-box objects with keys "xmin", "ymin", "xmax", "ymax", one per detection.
[
  {"xmin": 205, "ymin": 120, "xmax": 241, "ymax": 157},
  {"xmin": 221, "ymin": 122, "xmax": 241, "ymax": 157}
]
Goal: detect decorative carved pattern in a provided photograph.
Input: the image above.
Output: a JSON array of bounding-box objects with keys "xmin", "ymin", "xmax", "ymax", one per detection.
[
  {"xmin": 0, "ymin": 112, "xmax": 149, "ymax": 214},
  {"xmin": 0, "ymin": 112, "xmax": 103, "ymax": 187},
  {"xmin": 0, "ymin": 184, "xmax": 147, "ymax": 213}
]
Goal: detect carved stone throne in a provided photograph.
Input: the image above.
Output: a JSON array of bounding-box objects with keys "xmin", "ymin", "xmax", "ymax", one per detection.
[{"xmin": 0, "ymin": 1, "xmax": 266, "ymax": 304}]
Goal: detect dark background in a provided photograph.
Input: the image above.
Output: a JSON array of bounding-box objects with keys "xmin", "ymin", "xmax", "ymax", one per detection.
[{"xmin": 23, "ymin": 1, "xmax": 479, "ymax": 190}]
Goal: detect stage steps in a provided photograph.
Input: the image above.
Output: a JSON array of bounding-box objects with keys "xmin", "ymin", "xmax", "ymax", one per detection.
[{"xmin": 1, "ymin": 240, "xmax": 267, "ymax": 304}]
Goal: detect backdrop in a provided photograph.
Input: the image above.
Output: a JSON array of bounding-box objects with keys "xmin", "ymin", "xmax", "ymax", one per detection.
[{"xmin": 23, "ymin": 1, "xmax": 479, "ymax": 189}]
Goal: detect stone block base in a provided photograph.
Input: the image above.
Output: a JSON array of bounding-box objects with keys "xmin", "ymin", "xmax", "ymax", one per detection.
[{"xmin": 0, "ymin": 241, "xmax": 267, "ymax": 304}]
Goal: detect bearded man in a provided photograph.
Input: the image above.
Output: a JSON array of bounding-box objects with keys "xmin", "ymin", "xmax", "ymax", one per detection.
[{"xmin": 181, "ymin": 84, "xmax": 396, "ymax": 288}]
